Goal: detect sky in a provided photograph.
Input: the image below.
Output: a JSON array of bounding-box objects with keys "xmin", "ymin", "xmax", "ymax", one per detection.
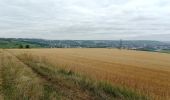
[{"xmin": 0, "ymin": 0, "xmax": 170, "ymax": 41}]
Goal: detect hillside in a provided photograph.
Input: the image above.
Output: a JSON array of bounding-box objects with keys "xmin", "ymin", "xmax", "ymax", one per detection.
[
  {"xmin": 0, "ymin": 38, "xmax": 44, "ymax": 48},
  {"xmin": 0, "ymin": 38, "xmax": 170, "ymax": 51}
]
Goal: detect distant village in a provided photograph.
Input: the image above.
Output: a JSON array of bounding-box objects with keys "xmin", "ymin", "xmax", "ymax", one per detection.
[{"xmin": 1, "ymin": 38, "xmax": 170, "ymax": 52}]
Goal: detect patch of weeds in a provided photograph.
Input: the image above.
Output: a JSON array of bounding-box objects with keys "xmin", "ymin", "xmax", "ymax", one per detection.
[
  {"xmin": 1, "ymin": 60, "xmax": 20, "ymax": 100},
  {"xmin": 58, "ymin": 69, "xmax": 75, "ymax": 76},
  {"xmin": 43, "ymin": 84, "xmax": 62, "ymax": 100},
  {"xmin": 97, "ymin": 81, "xmax": 147, "ymax": 100}
]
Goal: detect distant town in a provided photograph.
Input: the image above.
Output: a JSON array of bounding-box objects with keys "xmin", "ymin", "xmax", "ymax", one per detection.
[{"xmin": 0, "ymin": 38, "xmax": 170, "ymax": 53}]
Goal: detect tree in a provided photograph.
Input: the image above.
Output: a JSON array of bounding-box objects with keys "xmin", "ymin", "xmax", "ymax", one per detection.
[
  {"xmin": 19, "ymin": 44, "xmax": 23, "ymax": 48},
  {"xmin": 25, "ymin": 45, "xmax": 30, "ymax": 48}
]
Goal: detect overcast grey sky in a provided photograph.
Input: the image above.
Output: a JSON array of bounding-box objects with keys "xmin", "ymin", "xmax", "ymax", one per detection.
[{"xmin": 0, "ymin": 0, "xmax": 170, "ymax": 40}]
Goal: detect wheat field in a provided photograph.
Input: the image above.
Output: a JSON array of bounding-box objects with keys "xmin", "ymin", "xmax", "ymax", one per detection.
[
  {"xmin": 6, "ymin": 48, "xmax": 170, "ymax": 100},
  {"xmin": 0, "ymin": 49, "xmax": 148, "ymax": 100}
]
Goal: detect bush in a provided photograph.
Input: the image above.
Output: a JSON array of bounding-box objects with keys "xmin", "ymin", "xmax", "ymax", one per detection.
[
  {"xmin": 18, "ymin": 44, "xmax": 23, "ymax": 48},
  {"xmin": 25, "ymin": 45, "xmax": 30, "ymax": 48}
]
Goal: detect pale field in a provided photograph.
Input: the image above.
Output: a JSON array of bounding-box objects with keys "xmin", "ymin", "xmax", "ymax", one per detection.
[
  {"xmin": 8, "ymin": 48, "xmax": 170, "ymax": 100},
  {"xmin": 0, "ymin": 49, "xmax": 44, "ymax": 100}
]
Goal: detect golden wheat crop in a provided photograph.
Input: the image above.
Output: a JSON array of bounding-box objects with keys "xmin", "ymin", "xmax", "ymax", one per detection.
[{"xmin": 8, "ymin": 48, "xmax": 170, "ymax": 100}]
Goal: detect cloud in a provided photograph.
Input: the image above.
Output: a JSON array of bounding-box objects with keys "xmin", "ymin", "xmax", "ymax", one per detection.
[{"xmin": 0, "ymin": 0, "xmax": 170, "ymax": 40}]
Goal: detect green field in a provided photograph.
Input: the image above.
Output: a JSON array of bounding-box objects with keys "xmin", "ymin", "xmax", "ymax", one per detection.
[
  {"xmin": 159, "ymin": 50, "xmax": 170, "ymax": 54},
  {"xmin": 0, "ymin": 39, "xmax": 41, "ymax": 48}
]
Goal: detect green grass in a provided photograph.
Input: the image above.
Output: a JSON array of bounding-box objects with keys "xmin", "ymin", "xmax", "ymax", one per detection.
[
  {"xmin": 0, "ymin": 39, "xmax": 41, "ymax": 48},
  {"xmin": 0, "ymin": 52, "xmax": 64, "ymax": 100}
]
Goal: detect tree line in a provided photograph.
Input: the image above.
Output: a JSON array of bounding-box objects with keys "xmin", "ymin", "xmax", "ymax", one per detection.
[{"xmin": 19, "ymin": 44, "xmax": 30, "ymax": 49}]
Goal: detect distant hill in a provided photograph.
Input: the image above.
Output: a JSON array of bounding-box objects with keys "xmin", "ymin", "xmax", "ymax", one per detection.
[
  {"xmin": 0, "ymin": 38, "xmax": 170, "ymax": 51},
  {"xmin": 0, "ymin": 38, "xmax": 43, "ymax": 48}
]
